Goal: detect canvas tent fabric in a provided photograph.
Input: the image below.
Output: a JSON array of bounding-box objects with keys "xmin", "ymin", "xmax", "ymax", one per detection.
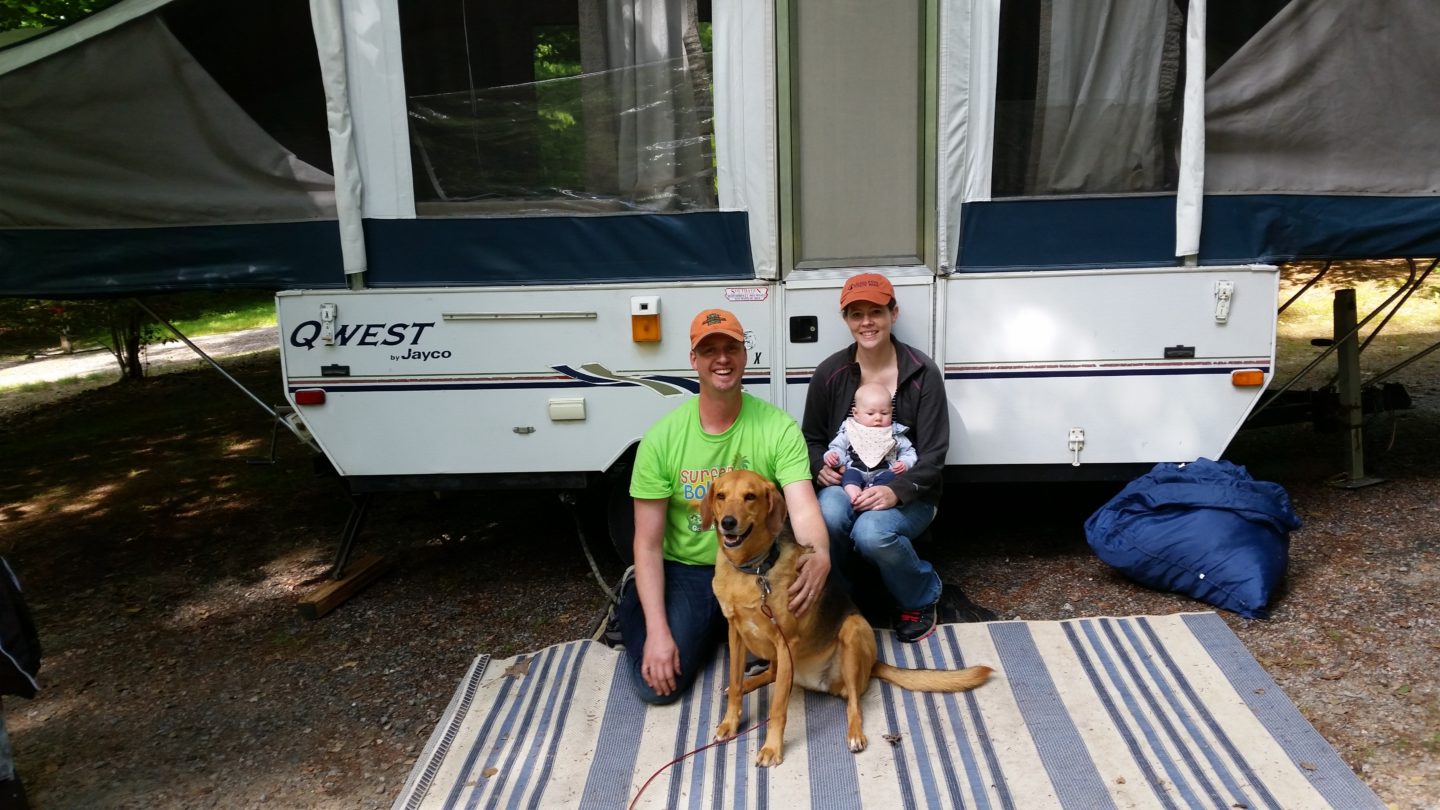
[
  {"xmin": 1197, "ymin": 0, "xmax": 1440, "ymax": 264},
  {"xmin": 0, "ymin": 16, "xmax": 336, "ymax": 228},
  {"xmin": 0, "ymin": 7, "xmax": 347, "ymax": 295},
  {"xmin": 1204, "ymin": 0, "xmax": 1440, "ymax": 196},
  {"xmin": 954, "ymin": 0, "xmax": 1440, "ymax": 272},
  {"xmin": 4, "ymin": 0, "xmax": 1440, "ymax": 297}
]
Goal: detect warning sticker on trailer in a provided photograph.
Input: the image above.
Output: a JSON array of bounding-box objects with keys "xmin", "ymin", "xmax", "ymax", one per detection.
[{"xmin": 724, "ymin": 287, "xmax": 769, "ymax": 302}]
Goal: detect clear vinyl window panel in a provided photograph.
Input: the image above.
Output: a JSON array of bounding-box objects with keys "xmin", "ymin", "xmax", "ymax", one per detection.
[
  {"xmin": 992, "ymin": 0, "xmax": 1187, "ymax": 198},
  {"xmin": 398, "ymin": 0, "xmax": 716, "ymax": 215}
]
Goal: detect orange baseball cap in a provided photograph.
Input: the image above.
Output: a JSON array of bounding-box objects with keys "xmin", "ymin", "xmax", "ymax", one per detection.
[
  {"xmin": 839, "ymin": 273, "xmax": 895, "ymax": 309},
  {"xmin": 689, "ymin": 308, "xmax": 746, "ymax": 350}
]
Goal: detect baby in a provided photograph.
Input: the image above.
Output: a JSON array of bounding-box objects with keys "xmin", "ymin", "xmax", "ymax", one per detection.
[{"xmin": 823, "ymin": 382, "xmax": 917, "ymax": 505}]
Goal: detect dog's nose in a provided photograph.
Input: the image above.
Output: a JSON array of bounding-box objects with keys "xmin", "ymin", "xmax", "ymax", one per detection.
[{"xmin": 720, "ymin": 515, "xmax": 737, "ymax": 532}]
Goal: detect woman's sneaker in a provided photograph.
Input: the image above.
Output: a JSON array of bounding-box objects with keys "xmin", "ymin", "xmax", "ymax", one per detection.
[{"xmin": 895, "ymin": 600, "xmax": 938, "ymax": 643}]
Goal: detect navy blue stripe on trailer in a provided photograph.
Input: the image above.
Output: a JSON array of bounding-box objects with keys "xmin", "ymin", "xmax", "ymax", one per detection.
[
  {"xmin": 781, "ymin": 362, "xmax": 1267, "ymax": 384},
  {"xmin": 946, "ymin": 366, "xmax": 1269, "ymax": 381},
  {"xmin": 0, "ymin": 221, "xmax": 346, "ymax": 297},
  {"xmin": 955, "ymin": 196, "xmax": 1177, "ymax": 272},
  {"xmin": 286, "ymin": 374, "xmax": 769, "ymax": 393},
  {"xmin": 954, "ymin": 193, "xmax": 1440, "ymax": 272},
  {"xmin": 360, "ymin": 211, "xmax": 755, "ymax": 286},
  {"xmin": 1199, "ymin": 194, "xmax": 1440, "ymax": 265}
]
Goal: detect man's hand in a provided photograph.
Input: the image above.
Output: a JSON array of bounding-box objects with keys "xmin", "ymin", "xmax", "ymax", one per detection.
[
  {"xmin": 889, "ymin": 460, "xmax": 908, "ymax": 474},
  {"xmin": 641, "ymin": 632, "xmax": 681, "ymax": 696},
  {"xmin": 788, "ymin": 546, "xmax": 831, "ymax": 616},
  {"xmin": 816, "ymin": 463, "xmax": 843, "ymax": 487},
  {"xmin": 853, "ymin": 485, "xmax": 899, "ymax": 512}
]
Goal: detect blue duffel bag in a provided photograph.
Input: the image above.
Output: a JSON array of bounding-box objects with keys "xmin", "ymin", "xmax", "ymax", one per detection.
[{"xmin": 1084, "ymin": 458, "xmax": 1301, "ymax": 619}]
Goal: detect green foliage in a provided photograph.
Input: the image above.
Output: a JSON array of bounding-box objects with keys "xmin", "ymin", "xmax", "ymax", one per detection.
[
  {"xmin": 533, "ymin": 26, "xmax": 585, "ymax": 191},
  {"xmin": 533, "ymin": 26, "xmax": 581, "ymax": 81},
  {"xmin": 0, "ymin": 0, "xmax": 118, "ymax": 32}
]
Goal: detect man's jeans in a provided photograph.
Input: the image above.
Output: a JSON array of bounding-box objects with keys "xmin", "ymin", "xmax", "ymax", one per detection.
[
  {"xmin": 818, "ymin": 486, "xmax": 942, "ymax": 612},
  {"xmin": 616, "ymin": 560, "xmax": 726, "ymax": 705}
]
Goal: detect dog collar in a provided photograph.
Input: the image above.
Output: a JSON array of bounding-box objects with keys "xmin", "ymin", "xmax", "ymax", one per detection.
[{"xmin": 731, "ymin": 540, "xmax": 781, "ymax": 577}]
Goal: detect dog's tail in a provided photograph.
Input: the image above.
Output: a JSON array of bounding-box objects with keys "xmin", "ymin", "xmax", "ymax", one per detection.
[{"xmin": 872, "ymin": 663, "xmax": 993, "ymax": 693}]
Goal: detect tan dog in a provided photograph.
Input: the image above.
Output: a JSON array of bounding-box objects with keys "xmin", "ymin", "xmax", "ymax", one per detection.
[{"xmin": 701, "ymin": 469, "xmax": 992, "ymax": 767}]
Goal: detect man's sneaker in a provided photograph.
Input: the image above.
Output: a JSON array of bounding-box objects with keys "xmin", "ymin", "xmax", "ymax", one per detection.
[
  {"xmin": 595, "ymin": 603, "xmax": 623, "ymax": 648},
  {"xmin": 593, "ymin": 565, "xmax": 634, "ymax": 648},
  {"xmin": 614, "ymin": 565, "xmax": 635, "ymax": 601},
  {"xmin": 895, "ymin": 601, "xmax": 938, "ymax": 643}
]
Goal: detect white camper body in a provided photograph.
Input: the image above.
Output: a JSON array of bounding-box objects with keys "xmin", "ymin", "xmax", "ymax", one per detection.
[
  {"xmin": 7, "ymin": 0, "xmax": 1439, "ymax": 485},
  {"xmin": 276, "ymin": 263, "xmax": 1276, "ymax": 479}
]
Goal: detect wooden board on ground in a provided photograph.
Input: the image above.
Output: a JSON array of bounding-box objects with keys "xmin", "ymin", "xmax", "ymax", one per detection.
[{"xmin": 298, "ymin": 553, "xmax": 394, "ymax": 619}]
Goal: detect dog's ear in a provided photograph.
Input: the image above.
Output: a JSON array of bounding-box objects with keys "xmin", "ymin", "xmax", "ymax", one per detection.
[
  {"xmin": 699, "ymin": 479, "xmax": 717, "ymax": 530},
  {"xmin": 765, "ymin": 479, "xmax": 787, "ymax": 536}
]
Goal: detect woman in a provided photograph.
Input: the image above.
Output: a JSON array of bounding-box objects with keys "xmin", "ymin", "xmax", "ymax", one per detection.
[{"xmin": 801, "ymin": 273, "xmax": 949, "ymax": 643}]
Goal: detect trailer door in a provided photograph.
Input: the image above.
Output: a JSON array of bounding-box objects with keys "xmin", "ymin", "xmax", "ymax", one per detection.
[{"xmin": 777, "ymin": 0, "xmax": 940, "ymax": 417}]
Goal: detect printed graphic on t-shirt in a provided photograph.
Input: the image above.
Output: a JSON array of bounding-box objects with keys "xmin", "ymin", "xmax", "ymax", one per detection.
[{"xmin": 678, "ymin": 454, "xmax": 752, "ymax": 531}]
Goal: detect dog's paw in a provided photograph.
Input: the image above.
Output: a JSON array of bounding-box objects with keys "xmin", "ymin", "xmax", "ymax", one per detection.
[
  {"xmin": 848, "ymin": 732, "xmax": 868, "ymax": 753},
  {"xmin": 714, "ymin": 718, "xmax": 740, "ymax": 741},
  {"xmin": 755, "ymin": 745, "xmax": 784, "ymax": 767}
]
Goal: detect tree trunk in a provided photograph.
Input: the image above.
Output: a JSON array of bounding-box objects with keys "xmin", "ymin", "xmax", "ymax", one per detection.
[
  {"xmin": 109, "ymin": 308, "xmax": 146, "ymax": 381},
  {"xmin": 122, "ymin": 309, "xmax": 144, "ymax": 381}
]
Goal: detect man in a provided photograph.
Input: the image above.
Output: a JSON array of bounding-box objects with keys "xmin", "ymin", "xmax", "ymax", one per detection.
[{"xmin": 616, "ymin": 309, "xmax": 831, "ymax": 704}]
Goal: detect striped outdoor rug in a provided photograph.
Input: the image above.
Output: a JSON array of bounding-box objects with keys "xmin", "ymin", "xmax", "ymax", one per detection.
[{"xmin": 393, "ymin": 612, "xmax": 1381, "ymax": 809}]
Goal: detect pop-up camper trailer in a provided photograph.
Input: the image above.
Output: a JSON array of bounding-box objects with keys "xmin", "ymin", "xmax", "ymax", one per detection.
[{"xmin": 3, "ymin": 1, "xmax": 1439, "ymax": 495}]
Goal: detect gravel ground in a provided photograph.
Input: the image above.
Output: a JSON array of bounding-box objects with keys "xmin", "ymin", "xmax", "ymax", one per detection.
[{"xmin": 0, "ymin": 352, "xmax": 1436, "ymax": 808}]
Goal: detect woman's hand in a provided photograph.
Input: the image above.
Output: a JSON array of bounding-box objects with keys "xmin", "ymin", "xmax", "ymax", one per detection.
[
  {"xmin": 641, "ymin": 631, "xmax": 680, "ymax": 696},
  {"xmin": 853, "ymin": 485, "xmax": 899, "ymax": 512},
  {"xmin": 817, "ymin": 463, "xmax": 843, "ymax": 487}
]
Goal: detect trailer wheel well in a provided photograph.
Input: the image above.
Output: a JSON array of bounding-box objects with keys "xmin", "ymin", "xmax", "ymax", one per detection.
[{"xmin": 581, "ymin": 444, "xmax": 638, "ymax": 567}]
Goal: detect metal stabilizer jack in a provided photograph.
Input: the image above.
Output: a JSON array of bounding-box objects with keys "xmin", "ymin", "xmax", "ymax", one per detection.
[{"xmin": 1329, "ymin": 289, "xmax": 1384, "ymax": 490}]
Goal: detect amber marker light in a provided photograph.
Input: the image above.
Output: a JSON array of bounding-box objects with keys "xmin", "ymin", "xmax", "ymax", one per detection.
[
  {"xmin": 631, "ymin": 295, "xmax": 661, "ymax": 342},
  {"xmin": 1231, "ymin": 369, "xmax": 1266, "ymax": 387}
]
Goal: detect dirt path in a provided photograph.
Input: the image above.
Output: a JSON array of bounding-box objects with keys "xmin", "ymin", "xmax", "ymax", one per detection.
[
  {"xmin": 0, "ymin": 326, "xmax": 278, "ymax": 387},
  {"xmin": 0, "ymin": 326, "xmax": 279, "ymax": 419}
]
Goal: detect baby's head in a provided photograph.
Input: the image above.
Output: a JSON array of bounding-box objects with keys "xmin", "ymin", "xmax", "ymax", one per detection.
[{"xmin": 853, "ymin": 383, "xmax": 894, "ymax": 428}]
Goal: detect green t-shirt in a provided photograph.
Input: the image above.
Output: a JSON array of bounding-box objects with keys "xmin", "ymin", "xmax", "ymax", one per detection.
[{"xmin": 630, "ymin": 392, "xmax": 812, "ymax": 566}]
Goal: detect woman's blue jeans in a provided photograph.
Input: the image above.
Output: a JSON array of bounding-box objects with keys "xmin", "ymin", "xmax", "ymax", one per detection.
[
  {"xmin": 818, "ymin": 485, "xmax": 942, "ymax": 612},
  {"xmin": 616, "ymin": 560, "xmax": 727, "ymax": 705}
]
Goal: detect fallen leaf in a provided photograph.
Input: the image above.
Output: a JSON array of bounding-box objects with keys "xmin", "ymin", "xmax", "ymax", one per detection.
[
  {"xmin": 1300, "ymin": 761, "xmax": 1316, "ymax": 771},
  {"xmin": 331, "ymin": 660, "xmax": 359, "ymax": 672},
  {"xmin": 482, "ymin": 767, "xmax": 498, "ymax": 778},
  {"xmin": 882, "ymin": 733, "xmax": 902, "ymax": 747},
  {"xmin": 504, "ymin": 658, "xmax": 532, "ymax": 678},
  {"xmin": 1115, "ymin": 776, "xmax": 1126, "ymax": 785}
]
